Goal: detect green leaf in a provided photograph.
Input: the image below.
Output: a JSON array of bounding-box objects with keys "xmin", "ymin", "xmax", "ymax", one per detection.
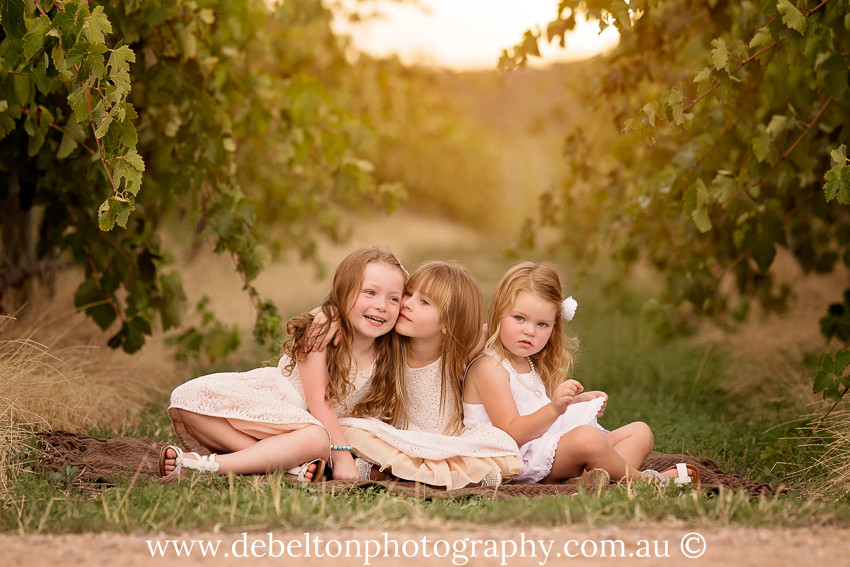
[
  {"xmin": 824, "ymin": 145, "xmax": 850, "ymax": 203},
  {"xmin": 820, "ymin": 55, "xmax": 849, "ymax": 102},
  {"xmin": 157, "ymin": 272, "xmax": 186, "ymax": 331},
  {"xmin": 711, "ymin": 38, "xmax": 729, "ymax": 71},
  {"xmin": 83, "ymin": 5, "xmax": 112, "ymax": 44},
  {"xmin": 23, "ymin": 15, "xmax": 50, "ymax": 59},
  {"xmin": 73, "ymin": 277, "xmax": 116, "ymax": 330},
  {"xmin": 98, "ymin": 196, "xmax": 134, "ymax": 230},
  {"xmin": 178, "ymin": 22, "xmax": 198, "ymax": 59},
  {"xmin": 57, "ymin": 120, "xmax": 86, "ymax": 158},
  {"xmin": 830, "ymin": 145, "xmax": 847, "ymax": 168},
  {"xmin": 749, "ymin": 27, "xmax": 773, "ymax": 50},
  {"xmin": 685, "ymin": 179, "xmax": 712, "ymax": 232},
  {"xmin": 752, "ymin": 124, "xmax": 771, "ymax": 162},
  {"xmin": 776, "ymin": 0, "xmax": 807, "ymax": 35},
  {"xmin": 663, "ymin": 84, "xmax": 684, "ymax": 126},
  {"xmin": 693, "ymin": 67, "xmax": 712, "ymax": 86},
  {"xmin": 609, "ymin": 0, "xmax": 633, "ymax": 32},
  {"xmin": 824, "ymin": 165, "xmax": 850, "ymax": 204},
  {"xmin": 67, "ymin": 86, "xmax": 89, "ymax": 123},
  {"xmin": 113, "ymin": 148, "xmax": 145, "ymax": 195},
  {"xmin": 710, "ymin": 172, "xmax": 736, "ymax": 202},
  {"xmin": 0, "ymin": 0, "xmax": 27, "ymax": 40},
  {"xmin": 51, "ymin": 43, "xmax": 67, "ymax": 72},
  {"xmin": 767, "ymin": 114, "xmax": 789, "ymax": 139}
]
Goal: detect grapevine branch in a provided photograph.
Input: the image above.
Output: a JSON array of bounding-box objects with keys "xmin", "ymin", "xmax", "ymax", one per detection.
[{"xmin": 814, "ymin": 386, "xmax": 849, "ymax": 431}]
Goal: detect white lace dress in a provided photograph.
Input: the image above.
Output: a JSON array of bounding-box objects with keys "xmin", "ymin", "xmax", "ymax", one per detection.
[
  {"xmin": 168, "ymin": 355, "xmax": 373, "ymax": 455},
  {"xmin": 340, "ymin": 358, "xmax": 523, "ymax": 489},
  {"xmin": 462, "ymin": 349, "xmax": 606, "ymax": 483}
]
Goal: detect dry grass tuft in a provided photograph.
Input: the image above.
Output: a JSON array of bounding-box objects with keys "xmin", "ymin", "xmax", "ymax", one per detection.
[
  {"xmin": 0, "ymin": 301, "xmax": 180, "ymax": 491},
  {"xmin": 782, "ymin": 408, "xmax": 850, "ymax": 500}
]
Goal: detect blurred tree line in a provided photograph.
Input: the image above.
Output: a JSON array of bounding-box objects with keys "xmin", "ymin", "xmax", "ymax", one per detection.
[{"xmin": 0, "ymin": 0, "xmax": 512, "ymax": 357}]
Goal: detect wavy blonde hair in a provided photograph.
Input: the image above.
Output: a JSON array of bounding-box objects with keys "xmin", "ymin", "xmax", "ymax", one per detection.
[
  {"xmin": 485, "ymin": 262, "xmax": 579, "ymax": 396},
  {"xmin": 282, "ymin": 247, "xmax": 407, "ymax": 415}
]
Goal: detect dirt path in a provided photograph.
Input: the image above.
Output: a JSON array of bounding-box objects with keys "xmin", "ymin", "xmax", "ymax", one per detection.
[{"xmin": 5, "ymin": 525, "xmax": 849, "ymax": 566}]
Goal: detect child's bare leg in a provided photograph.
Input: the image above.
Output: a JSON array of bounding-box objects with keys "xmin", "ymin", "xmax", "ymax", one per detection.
[
  {"xmin": 213, "ymin": 425, "xmax": 330, "ymax": 475},
  {"xmin": 604, "ymin": 421, "xmax": 654, "ymax": 470},
  {"xmin": 174, "ymin": 409, "xmax": 257, "ymax": 453},
  {"xmin": 541, "ymin": 425, "xmax": 643, "ymax": 483},
  {"xmin": 162, "ymin": 425, "xmax": 330, "ymax": 476}
]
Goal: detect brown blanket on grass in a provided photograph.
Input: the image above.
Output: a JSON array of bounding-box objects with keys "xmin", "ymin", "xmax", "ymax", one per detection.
[{"xmin": 34, "ymin": 431, "xmax": 775, "ymax": 499}]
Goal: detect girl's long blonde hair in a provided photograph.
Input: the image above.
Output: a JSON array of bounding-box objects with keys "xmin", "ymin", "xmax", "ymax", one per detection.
[
  {"xmin": 485, "ymin": 262, "xmax": 578, "ymax": 396},
  {"xmin": 281, "ymin": 247, "xmax": 407, "ymax": 415},
  {"xmin": 407, "ymin": 261, "xmax": 483, "ymax": 435}
]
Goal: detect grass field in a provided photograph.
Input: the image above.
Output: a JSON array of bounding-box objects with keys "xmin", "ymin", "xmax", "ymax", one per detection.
[{"xmin": 2, "ymin": 214, "xmax": 849, "ymax": 534}]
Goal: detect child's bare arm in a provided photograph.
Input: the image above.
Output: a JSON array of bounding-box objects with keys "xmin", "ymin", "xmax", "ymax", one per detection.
[
  {"xmin": 299, "ymin": 351, "xmax": 358, "ymax": 480},
  {"xmin": 466, "ymin": 356, "xmax": 566, "ymax": 446}
]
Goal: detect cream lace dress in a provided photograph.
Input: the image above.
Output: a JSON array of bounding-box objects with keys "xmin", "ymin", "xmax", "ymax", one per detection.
[
  {"xmin": 169, "ymin": 355, "xmax": 373, "ymax": 455},
  {"xmin": 463, "ymin": 349, "xmax": 606, "ymax": 482},
  {"xmin": 340, "ymin": 358, "xmax": 523, "ymax": 489}
]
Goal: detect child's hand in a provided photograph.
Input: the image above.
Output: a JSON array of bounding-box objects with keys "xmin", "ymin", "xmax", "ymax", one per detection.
[
  {"xmin": 573, "ymin": 390, "xmax": 609, "ymax": 417},
  {"xmin": 307, "ymin": 307, "xmax": 341, "ymax": 352},
  {"xmin": 551, "ymin": 379, "xmax": 584, "ymax": 414}
]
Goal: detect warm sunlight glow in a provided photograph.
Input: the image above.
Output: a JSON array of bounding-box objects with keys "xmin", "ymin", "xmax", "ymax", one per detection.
[{"xmin": 333, "ymin": 0, "xmax": 619, "ymax": 70}]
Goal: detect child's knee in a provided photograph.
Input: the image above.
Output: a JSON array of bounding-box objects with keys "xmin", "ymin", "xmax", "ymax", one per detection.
[
  {"xmin": 567, "ymin": 425, "xmax": 607, "ymax": 452},
  {"xmin": 304, "ymin": 424, "xmax": 330, "ymax": 445},
  {"xmin": 631, "ymin": 421, "xmax": 655, "ymax": 446}
]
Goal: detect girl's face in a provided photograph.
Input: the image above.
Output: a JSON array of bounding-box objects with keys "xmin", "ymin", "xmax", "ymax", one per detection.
[
  {"xmin": 395, "ymin": 288, "xmax": 445, "ymax": 340},
  {"xmin": 347, "ymin": 262, "xmax": 405, "ymax": 341},
  {"xmin": 498, "ymin": 291, "xmax": 557, "ymax": 361}
]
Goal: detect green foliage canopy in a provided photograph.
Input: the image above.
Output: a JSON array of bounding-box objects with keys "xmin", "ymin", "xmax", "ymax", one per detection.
[
  {"xmin": 0, "ymin": 0, "xmax": 401, "ymax": 353},
  {"xmin": 506, "ymin": 0, "xmax": 850, "ymax": 332}
]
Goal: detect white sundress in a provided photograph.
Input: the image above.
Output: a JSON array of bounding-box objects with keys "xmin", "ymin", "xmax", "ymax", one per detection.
[
  {"xmin": 340, "ymin": 357, "xmax": 523, "ymax": 489},
  {"xmin": 462, "ymin": 349, "xmax": 606, "ymax": 483},
  {"xmin": 168, "ymin": 355, "xmax": 373, "ymax": 455}
]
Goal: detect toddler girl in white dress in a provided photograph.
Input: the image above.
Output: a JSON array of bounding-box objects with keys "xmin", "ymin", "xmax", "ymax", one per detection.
[{"xmin": 463, "ymin": 262, "xmax": 698, "ymax": 486}]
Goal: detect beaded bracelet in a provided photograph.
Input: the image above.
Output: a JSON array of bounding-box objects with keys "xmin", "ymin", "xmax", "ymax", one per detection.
[{"xmin": 330, "ymin": 444, "xmax": 353, "ymax": 452}]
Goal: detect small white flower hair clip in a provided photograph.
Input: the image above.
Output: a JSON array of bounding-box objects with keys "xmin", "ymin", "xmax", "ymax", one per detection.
[{"xmin": 561, "ymin": 296, "xmax": 578, "ymax": 321}]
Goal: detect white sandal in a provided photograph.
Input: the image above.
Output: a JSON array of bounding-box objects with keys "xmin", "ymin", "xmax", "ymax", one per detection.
[
  {"xmin": 286, "ymin": 459, "xmax": 326, "ymax": 483},
  {"xmin": 159, "ymin": 445, "xmax": 220, "ymax": 476},
  {"xmin": 354, "ymin": 457, "xmax": 373, "ymax": 481},
  {"xmin": 642, "ymin": 463, "xmax": 699, "ymax": 486},
  {"xmin": 479, "ymin": 471, "xmax": 502, "ymax": 487}
]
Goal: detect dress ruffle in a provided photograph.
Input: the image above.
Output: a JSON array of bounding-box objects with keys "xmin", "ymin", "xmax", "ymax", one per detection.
[{"xmin": 342, "ymin": 418, "xmax": 522, "ymax": 488}]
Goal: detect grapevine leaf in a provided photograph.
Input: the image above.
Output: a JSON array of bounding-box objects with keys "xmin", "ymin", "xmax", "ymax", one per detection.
[
  {"xmin": 0, "ymin": 0, "xmax": 26, "ymax": 40},
  {"xmin": 67, "ymin": 86, "xmax": 89, "ymax": 123},
  {"xmin": 113, "ymin": 148, "xmax": 145, "ymax": 194},
  {"xmin": 610, "ymin": 0, "xmax": 633, "ymax": 32},
  {"xmin": 84, "ymin": 5, "xmax": 112, "ymax": 44},
  {"xmin": 824, "ymin": 164, "xmax": 850, "ymax": 204},
  {"xmin": 685, "ymin": 179, "xmax": 712, "ymax": 232},
  {"xmin": 693, "ymin": 67, "xmax": 712, "ymax": 86},
  {"xmin": 73, "ymin": 277, "xmax": 117, "ymax": 330},
  {"xmin": 767, "ymin": 115, "xmax": 789, "ymax": 139},
  {"xmin": 777, "ymin": 0, "xmax": 807, "ymax": 35},
  {"xmin": 749, "ymin": 27, "xmax": 773, "ymax": 50},
  {"xmin": 711, "ymin": 38, "xmax": 729, "ymax": 71},
  {"xmin": 98, "ymin": 196, "xmax": 134, "ymax": 230},
  {"xmin": 752, "ymin": 124, "xmax": 771, "ymax": 162},
  {"xmin": 57, "ymin": 120, "xmax": 86, "ymax": 158},
  {"xmin": 23, "ymin": 15, "xmax": 50, "ymax": 59}
]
